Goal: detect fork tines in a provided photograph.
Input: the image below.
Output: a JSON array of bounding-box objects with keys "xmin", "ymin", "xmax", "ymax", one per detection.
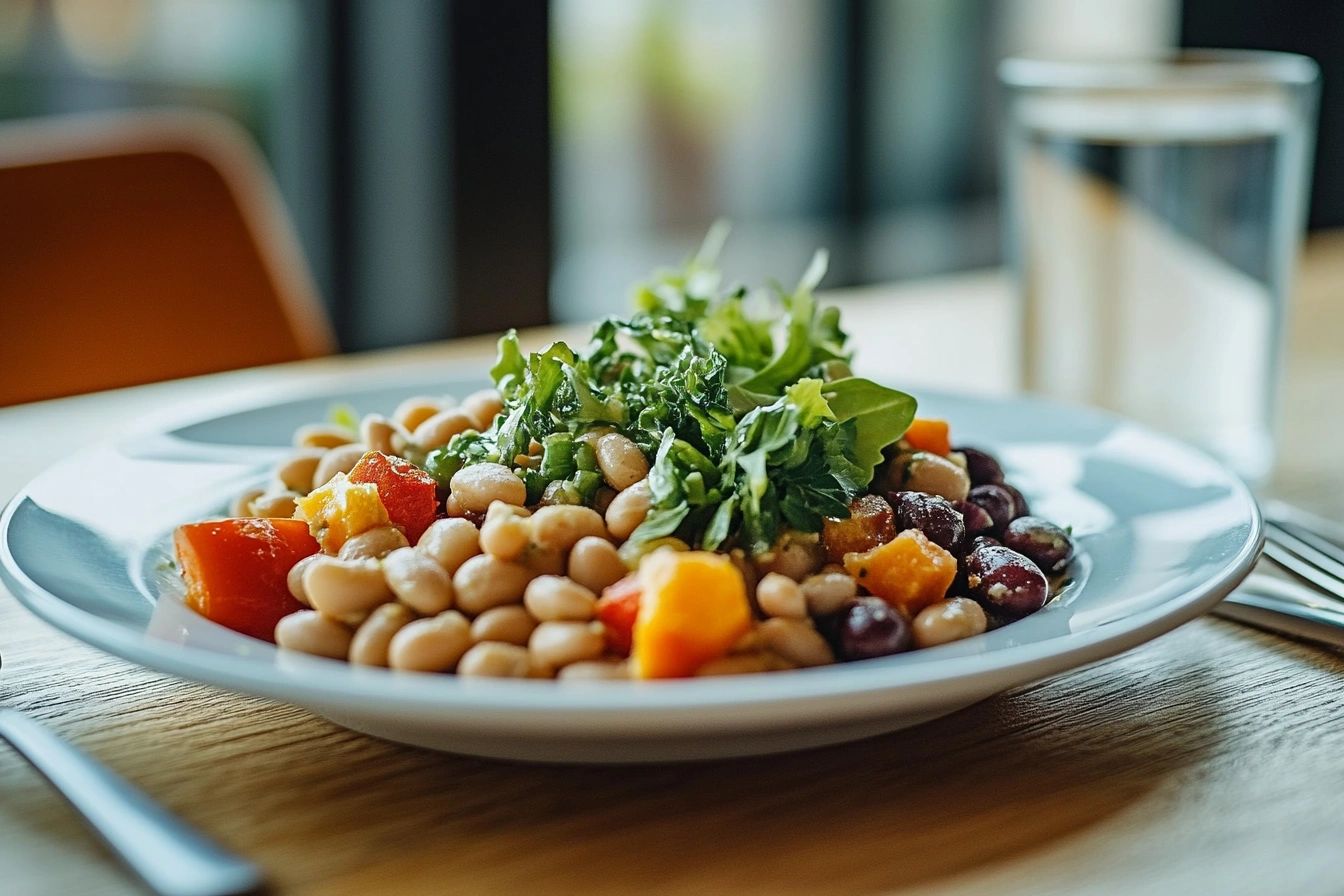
[{"xmin": 1262, "ymin": 500, "xmax": 1344, "ymax": 605}]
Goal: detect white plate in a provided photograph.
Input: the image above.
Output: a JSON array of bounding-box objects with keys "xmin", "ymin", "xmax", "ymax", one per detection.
[{"xmin": 0, "ymin": 372, "xmax": 1262, "ymax": 763}]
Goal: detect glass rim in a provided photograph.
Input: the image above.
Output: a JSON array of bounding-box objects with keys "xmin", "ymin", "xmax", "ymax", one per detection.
[{"xmin": 999, "ymin": 49, "xmax": 1319, "ymax": 92}]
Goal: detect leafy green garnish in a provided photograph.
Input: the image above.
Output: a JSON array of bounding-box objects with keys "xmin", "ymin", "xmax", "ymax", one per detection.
[
  {"xmin": 821, "ymin": 378, "xmax": 918, "ymax": 485},
  {"xmin": 415, "ymin": 226, "xmax": 918, "ymax": 554},
  {"xmin": 327, "ymin": 403, "xmax": 360, "ymax": 433}
]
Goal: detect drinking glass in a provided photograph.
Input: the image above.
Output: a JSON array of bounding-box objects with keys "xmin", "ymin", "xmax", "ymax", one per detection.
[{"xmin": 1000, "ymin": 50, "xmax": 1319, "ymax": 484}]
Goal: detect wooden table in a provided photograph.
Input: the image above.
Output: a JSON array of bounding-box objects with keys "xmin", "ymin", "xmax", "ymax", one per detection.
[{"xmin": 4, "ymin": 235, "xmax": 1344, "ymax": 896}]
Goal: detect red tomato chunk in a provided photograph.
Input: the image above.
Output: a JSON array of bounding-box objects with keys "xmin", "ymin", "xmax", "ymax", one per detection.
[
  {"xmin": 348, "ymin": 450, "xmax": 440, "ymax": 544},
  {"xmin": 596, "ymin": 574, "xmax": 642, "ymax": 657},
  {"xmin": 174, "ymin": 518, "xmax": 318, "ymax": 642}
]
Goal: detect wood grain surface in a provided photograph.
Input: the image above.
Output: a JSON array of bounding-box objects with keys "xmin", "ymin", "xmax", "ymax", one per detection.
[{"xmin": 3, "ymin": 236, "xmax": 1343, "ymax": 896}]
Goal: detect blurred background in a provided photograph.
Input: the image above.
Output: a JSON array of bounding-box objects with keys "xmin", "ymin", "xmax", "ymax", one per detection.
[{"xmin": 0, "ymin": 0, "xmax": 1338, "ymax": 351}]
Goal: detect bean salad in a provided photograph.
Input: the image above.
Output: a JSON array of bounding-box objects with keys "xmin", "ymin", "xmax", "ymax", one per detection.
[{"xmin": 173, "ymin": 227, "xmax": 1075, "ymax": 680}]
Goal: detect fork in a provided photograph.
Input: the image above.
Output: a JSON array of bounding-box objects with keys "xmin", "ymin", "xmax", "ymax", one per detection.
[
  {"xmin": 1212, "ymin": 500, "xmax": 1344, "ymax": 649},
  {"xmin": 1259, "ymin": 500, "xmax": 1344, "ymax": 603},
  {"xmin": 0, "ymin": 693, "xmax": 263, "ymax": 896}
]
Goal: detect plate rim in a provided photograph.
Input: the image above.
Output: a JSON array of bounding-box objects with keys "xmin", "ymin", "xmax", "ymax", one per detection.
[{"xmin": 0, "ymin": 378, "xmax": 1265, "ymax": 726}]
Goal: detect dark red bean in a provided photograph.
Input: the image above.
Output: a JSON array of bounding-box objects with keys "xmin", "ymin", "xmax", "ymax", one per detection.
[
  {"xmin": 1002, "ymin": 483, "xmax": 1031, "ymax": 519},
  {"xmin": 889, "ymin": 491, "xmax": 965, "ymax": 554},
  {"xmin": 969, "ymin": 535, "xmax": 1001, "ymax": 552},
  {"xmin": 955, "ymin": 447, "xmax": 1004, "ymax": 486},
  {"xmin": 964, "ymin": 545, "xmax": 1048, "ymax": 619},
  {"xmin": 950, "ymin": 536, "xmax": 1001, "ymax": 594},
  {"xmin": 952, "ymin": 500, "xmax": 995, "ymax": 537},
  {"xmin": 967, "ymin": 484, "xmax": 1016, "ymax": 532},
  {"xmin": 1002, "ymin": 516, "xmax": 1073, "ymax": 573},
  {"xmin": 835, "ymin": 597, "xmax": 913, "ymax": 660}
]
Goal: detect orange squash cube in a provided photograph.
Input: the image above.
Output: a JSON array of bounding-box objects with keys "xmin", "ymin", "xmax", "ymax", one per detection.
[
  {"xmin": 632, "ymin": 550, "xmax": 752, "ymax": 679},
  {"xmin": 903, "ymin": 418, "xmax": 951, "ymax": 457},
  {"xmin": 821, "ymin": 494, "xmax": 896, "ymax": 564},
  {"xmin": 843, "ymin": 529, "xmax": 957, "ymax": 617}
]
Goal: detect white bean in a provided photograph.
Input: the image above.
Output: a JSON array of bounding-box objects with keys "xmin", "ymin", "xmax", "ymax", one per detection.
[
  {"xmin": 754, "ymin": 536, "xmax": 826, "ymax": 582},
  {"xmin": 294, "ymin": 423, "xmax": 355, "ymax": 450},
  {"xmin": 349, "ymin": 602, "xmax": 416, "ymax": 666},
  {"xmin": 287, "ymin": 554, "xmax": 322, "ymax": 606},
  {"xmin": 730, "ymin": 627, "xmax": 764, "ymax": 655},
  {"xmin": 276, "ymin": 448, "xmax": 325, "ymax": 493},
  {"xmin": 359, "ymin": 413, "xmax": 402, "ymax": 456},
  {"xmin": 604, "ymin": 479, "xmax": 651, "ymax": 540},
  {"xmin": 449, "ymin": 463, "xmax": 526, "ymax": 512},
  {"xmin": 523, "ymin": 576, "xmax": 597, "ymax": 622},
  {"xmin": 485, "ymin": 500, "xmax": 532, "ymax": 523},
  {"xmin": 528, "ymin": 621, "xmax": 605, "ymax": 670},
  {"xmin": 230, "ymin": 488, "xmax": 264, "ymax": 518},
  {"xmin": 452, "ymin": 554, "xmax": 531, "ymax": 616},
  {"xmin": 392, "ymin": 396, "xmax": 444, "ymax": 433},
  {"xmin": 904, "ymin": 452, "xmax": 972, "ymax": 502},
  {"xmin": 518, "ymin": 545, "xmax": 566, "ymax": 578},
  {"xmin": 757, "ymin": 618, "xmax": 834, "ymax": 668},
  {"xmin": 459, "ymin": 389, "xmax": 504, "ymax": 432},
  {"xmin": 530, "ymin": 505, "xmax": 607, "ymax": 553},
  {"xmin": 275, "ymin": 611, "xmax": 352, "ymax": 659},
  {"xmin": 469, "ymin": 605, "xmax": 538, "ymax": 646},
  {"xmin": 303, "ymin": 556, "xmax": 392, "ymax": 617},
  {"xmin": 756, "ymin": 572, "xmax": 807, "ymax": 619},
  {"xmin": 249, "ymin": 492, "xmax": 298, "ymax": 519},
  {"xmin": 456, "ymin": 642, "xmax": 531, "ymax": 678},
  {"xmin": 595, "ymin": 433, "xmax": 649, "ymax": 491},
  {"xmin": 312, "ymin": 443, "xmax": 367, "ymax": 491},
  {"xmin": 567, "ymin": 537, "xmax": 628, "ymax": 593},
  {"xmin": 479, "ymin": 505, "xmax": 534, "ymax": 560},
  {"xmin": 416, "ymin": 518, "xmax": 481, "ymax": 573},
  {"xmin": 912, "ymin": 597, "xmax": 988, "ymax": 648},
  {"xmin": 592, "ymin": 486, "xmax": 617, "ymax": 517},
  {"xmin": 413, "ymin": 409, "xmax": 477, "ymax": 451},
  {"xmin": 387, "ymin": 611, "xmax": 472, "ymax": 672},
  {"xmin": 801, "ymin": 572, "xmax": 858, "ymax": 616},
  {"xmin": 558, "ymin": 660, "xmax": 630, "ymax": 681},
  {"xmin": 338, "ymin": 526, "xmax": 410, "ymax": 561},
  {"xmin": 382, "ymin": 547, "xmax": 454, "ymax": 615}
]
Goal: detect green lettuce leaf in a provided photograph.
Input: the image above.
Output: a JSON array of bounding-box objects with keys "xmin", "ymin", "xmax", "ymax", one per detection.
[{"xmin": 821, "ymin": 377, "xmax": 918, "ymax": 485}]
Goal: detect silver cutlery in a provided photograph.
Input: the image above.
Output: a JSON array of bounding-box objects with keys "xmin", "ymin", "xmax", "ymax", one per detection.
[
  {"xmin": 0, "ymin": 688, "xmax": 263, "ymax": 896},
  {"xmin": 1214, "ymin": 574, "xmax": 1344, "ymax": 650},
  {"xmin": 1213, "ymin": 501, "xmax": 1344, "ymax": 650},
  {"xmin": 1260, "ymin": 500, "xmax": 1344, "ymax": 603}
]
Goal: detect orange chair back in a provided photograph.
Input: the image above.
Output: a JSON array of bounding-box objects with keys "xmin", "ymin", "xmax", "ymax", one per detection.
[{"xmin": 0, "ymin": 112, "xmax": 335, "ymax": 406}]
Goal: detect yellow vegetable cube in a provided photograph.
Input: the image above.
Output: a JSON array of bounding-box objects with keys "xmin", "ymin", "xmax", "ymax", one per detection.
[
  {"xmin": 294, "ymin": 472, "xmax": 390, "ymax": 553},
  {"xmin": 632, "ymin": 549, "xmax": 752, "ymax": 679}
]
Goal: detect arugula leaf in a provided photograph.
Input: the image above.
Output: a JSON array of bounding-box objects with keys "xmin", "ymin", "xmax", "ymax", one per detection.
[
  {"xmin": 821, "ymin": 377, "xmax": 918, "ymax": 486},
  {"xmin": 490, "ymin": 331, "xmax": 527, "ymax": 394},
  {"xmin": 784, "ymin": 378, "xmax": 836, "ymax": 427},
  {"xmin": 632, "ymin": 220, "xmax": 730, "ymax": 321},
  {"xmin": 737, "ymin": 251, "xmax": 851, "ymax": 395},
  {"xmin": 699, "ymin": 291, "xmax": 774, "ymax": 375},
  {"xmin": 737, "ymin": 289, "xmax": 818, "ymax": 394}
]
